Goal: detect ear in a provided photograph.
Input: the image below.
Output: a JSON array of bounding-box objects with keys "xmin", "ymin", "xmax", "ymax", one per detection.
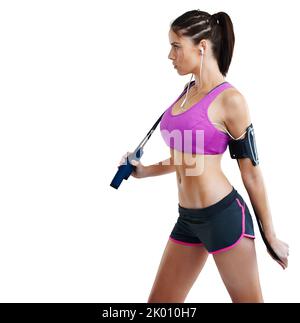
[{"xmin": 198, "ymin": 39, "xmax": 208, "ymax": 52}]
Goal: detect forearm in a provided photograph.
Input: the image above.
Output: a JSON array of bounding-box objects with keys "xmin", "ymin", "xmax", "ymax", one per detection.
[
  {"xmin": 144, "ymin": 157, "xmax": 176, "ymax": 177},
  {"xmin": 242, "ymin": 174, "xmax": 277, "ymax": 239}
]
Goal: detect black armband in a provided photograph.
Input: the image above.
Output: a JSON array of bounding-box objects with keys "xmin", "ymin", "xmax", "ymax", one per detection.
[{"xmin": 228, "ymin": 123, "xmax": 259, "ymax": 166}]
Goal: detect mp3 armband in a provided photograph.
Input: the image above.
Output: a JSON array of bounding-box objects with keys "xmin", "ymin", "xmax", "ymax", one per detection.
[{"xmin": 228, "ymin": 123, "xmax": 259, "ymax": 166}]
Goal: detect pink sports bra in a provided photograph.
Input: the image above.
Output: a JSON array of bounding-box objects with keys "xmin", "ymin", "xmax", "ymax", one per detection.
[{"xmin": 160, "ymin": 80, "xmax": 234, "ymax": 154}]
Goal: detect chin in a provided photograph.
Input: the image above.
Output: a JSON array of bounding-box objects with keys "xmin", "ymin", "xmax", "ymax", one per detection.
[
  {"xmin": 175, "ymin": 68, "xmax": 184, "ymax": 75},
  {"xmin": 178, "ymin": 71, "xmax": 189, "ymax": 76},
  {"xmin": 176, "ymin": 68, "xmax": 188, "ymax": 75}
]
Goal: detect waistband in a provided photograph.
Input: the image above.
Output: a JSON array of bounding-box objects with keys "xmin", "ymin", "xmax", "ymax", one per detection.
[{"xmin": 178, "ymin": 186, "xmax": 239, "ymax": 217}]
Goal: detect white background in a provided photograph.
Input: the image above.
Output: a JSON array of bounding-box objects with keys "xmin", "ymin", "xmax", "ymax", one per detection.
[{"xmin": 0, "ymin": 0, "xmax": 299, "ymax": 303}]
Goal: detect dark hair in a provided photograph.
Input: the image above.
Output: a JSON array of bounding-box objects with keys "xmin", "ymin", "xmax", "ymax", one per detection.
[{"xmin": 170, "ymin": 10, "xmax": 235, "ymax": 77}]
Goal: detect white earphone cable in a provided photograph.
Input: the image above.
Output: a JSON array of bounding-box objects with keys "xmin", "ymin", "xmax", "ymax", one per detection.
[{"xmin": 212, "ymin": 122, "xmax": 247, "ymax": 140}]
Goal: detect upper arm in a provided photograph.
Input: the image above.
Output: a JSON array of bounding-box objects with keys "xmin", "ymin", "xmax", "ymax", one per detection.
[
  {"xmin": 223, "ymin": 92, "xmax": 261, "ymax": 181},
  {"xmin": 223, "ymin": 91, "xmax": 252, "ymax": 140}
]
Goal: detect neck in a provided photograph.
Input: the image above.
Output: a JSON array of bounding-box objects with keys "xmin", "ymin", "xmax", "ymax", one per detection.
[{"xmin": 192, "ymin": 63, "xmax": 225, "ymax": 92}]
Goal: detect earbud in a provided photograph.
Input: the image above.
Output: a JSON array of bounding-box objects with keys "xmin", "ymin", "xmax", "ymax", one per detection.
[{"xmin": 200, "ymin": 48, "xmax": 204, "ymax": 55}]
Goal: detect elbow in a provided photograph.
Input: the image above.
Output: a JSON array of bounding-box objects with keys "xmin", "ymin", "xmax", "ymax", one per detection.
[
  {"xmin": 241, "ymin": 166, "xmax": 263, "ymax": 186},
  {"xmin": 242, "ymin": 173, "xmax": 263, "ymax": 188}
]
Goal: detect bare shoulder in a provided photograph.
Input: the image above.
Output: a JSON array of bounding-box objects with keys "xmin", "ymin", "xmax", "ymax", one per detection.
[{"xmin": 221, "ymin": 87, "xmax": 250, "ymax": 122}]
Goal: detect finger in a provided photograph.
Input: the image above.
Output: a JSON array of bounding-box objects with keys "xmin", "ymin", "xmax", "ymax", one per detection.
[
  {"xmin": 276, "ymin": 256, "xmax": 286, "ymax": 268},
  {"xmin": 267, "ymin": 249, "xmax": 284, "ymax": 267},
  {"xmin": 279, "ymin": 258, "xmax": 287, "ymax": 269},
  {"xmin": 276, "ymin": 258, "xmax": 285, "ymax": 269}
]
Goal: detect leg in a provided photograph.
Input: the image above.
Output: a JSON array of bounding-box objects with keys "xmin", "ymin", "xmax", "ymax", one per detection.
[
  {"xmin": 212, "ymin": 237, "xmax": 263, "ymax": 303},
  {"xmin": 147, "ymin": 238, "xmax": 209, "ymax": 303}
]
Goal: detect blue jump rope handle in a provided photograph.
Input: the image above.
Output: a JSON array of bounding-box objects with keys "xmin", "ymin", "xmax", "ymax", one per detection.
[{"xmin": 110, "ymin": 147, "xmax": 144, "ymax": 189}]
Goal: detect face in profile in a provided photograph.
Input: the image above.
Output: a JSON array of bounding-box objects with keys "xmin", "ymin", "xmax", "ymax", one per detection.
[{"xmin": 168, "ymin": 29, "xmax": 203, "ymax": 75}]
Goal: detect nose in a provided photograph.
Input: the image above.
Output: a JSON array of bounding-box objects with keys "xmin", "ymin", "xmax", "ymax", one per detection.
[{"xmin": 168, "ymin": 50, "xmax": 175, "ymax": 61}]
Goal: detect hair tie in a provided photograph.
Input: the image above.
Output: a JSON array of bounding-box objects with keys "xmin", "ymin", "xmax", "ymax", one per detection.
[{"xmin": 210, "ymin": 14, "xmax": 219, "ymax": 25}]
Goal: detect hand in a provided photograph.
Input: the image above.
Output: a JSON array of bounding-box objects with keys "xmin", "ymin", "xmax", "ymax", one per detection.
[
  {"xmin": 267, "ymin": 236, "xmax": 289, "ymax": 270},
  {"xmin": 119, "ymin": 151, "xmax": 147, "ymax": 179}
]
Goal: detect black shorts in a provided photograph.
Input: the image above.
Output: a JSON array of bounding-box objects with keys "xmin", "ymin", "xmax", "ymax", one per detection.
[{"xmin": 169, "ymin": 186, "xmax": 255, "ymax": 254}]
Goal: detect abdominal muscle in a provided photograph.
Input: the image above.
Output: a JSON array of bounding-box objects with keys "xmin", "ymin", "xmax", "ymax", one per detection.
[{"xmin": 170, "ymin": 148, "xmax": 233, "ymax": 209}]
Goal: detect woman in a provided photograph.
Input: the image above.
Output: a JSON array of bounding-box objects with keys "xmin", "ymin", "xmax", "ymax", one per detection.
[{"xmin": 120, "ymin": 10, "xmax": 289, "ymax": 303}]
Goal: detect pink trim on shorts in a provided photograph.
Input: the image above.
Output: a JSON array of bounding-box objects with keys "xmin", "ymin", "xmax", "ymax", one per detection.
[
  {"xmin": 169, "ymin": 237, "xmax": 204, "ymax": 246},
  {"xmin": 244, "ymin": 233, "xmax": 255, "ymax": 239},
  {"xmin": 209, "ymin": 198, "xmax": 255, "ymax": 255}
]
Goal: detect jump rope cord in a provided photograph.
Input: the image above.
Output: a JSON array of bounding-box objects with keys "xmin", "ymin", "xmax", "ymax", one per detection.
[
  {"xmin": 180, "ymin": 73, "xmax": 194, "ymax": 109},
  {"xmin": 135, "ymin": 81, "xmax": 281, "ymax": 263}
]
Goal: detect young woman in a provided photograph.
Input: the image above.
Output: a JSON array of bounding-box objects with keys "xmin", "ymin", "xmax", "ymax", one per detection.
[{"xmin": 120, "ymin": 10, "xmax": 289, "ymax": 303}]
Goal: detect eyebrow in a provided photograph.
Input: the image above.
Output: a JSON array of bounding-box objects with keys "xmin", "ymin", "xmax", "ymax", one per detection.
[{"xmin": 171, "ymin": 42, "xmax": 181, "ymax": 45}]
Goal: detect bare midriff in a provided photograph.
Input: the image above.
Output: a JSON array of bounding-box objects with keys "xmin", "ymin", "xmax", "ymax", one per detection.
[{"xmin": 170, "ymin": 148, "xmax": 233, "ymax": 209}]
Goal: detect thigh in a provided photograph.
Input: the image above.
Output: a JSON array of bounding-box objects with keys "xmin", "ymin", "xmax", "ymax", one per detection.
[
  {"xmin": 213, "ymin": 237, "xmax": 263, "ymax": 303},
  {"xmin": 147, "ymin": 238, "xmax": 209, "ymax": 303}
]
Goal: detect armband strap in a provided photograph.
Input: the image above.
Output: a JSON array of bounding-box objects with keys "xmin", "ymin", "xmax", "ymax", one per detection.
[{"xmin": 228, "ymin": 123, "xmax": 259, "ymax": 166}]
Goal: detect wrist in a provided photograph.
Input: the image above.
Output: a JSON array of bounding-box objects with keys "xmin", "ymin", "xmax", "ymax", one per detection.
[
  {"xmin": 264, "ymin": 229, "xmax": 277, "ymax": 242},
  {"xmin": 142, "ymin": 165, "xmax": 151, "ymax": 178}
]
